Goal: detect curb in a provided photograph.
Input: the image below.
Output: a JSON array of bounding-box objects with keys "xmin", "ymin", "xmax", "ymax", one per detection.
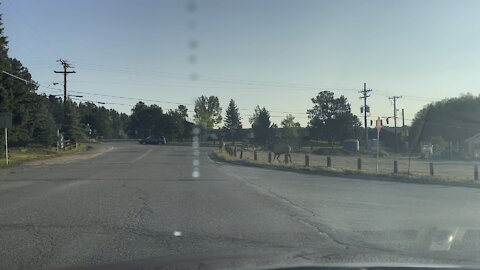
[{"xmin": 209, "ymin": 151, "xmax": 480, "ymax": 189}]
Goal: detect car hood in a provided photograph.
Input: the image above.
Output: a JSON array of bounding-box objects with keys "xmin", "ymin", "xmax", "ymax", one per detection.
[{"xmin": 55, "ymin": 246, "xmax": 479, "ymax": 270}]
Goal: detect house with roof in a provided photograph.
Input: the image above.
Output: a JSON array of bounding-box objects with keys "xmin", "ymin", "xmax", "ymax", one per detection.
[{"xmin": 464, "ymin": 132, "xmax": 480, "ymax": 159}]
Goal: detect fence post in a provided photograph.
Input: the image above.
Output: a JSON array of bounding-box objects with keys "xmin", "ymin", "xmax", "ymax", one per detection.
[
  {"xmin": 394, "ymin": 160, "xmax": 398, "ymax": 174},
  {"xmin": 268, "ymin": 152, "xmax": 272, "ymax": 163},
  {"xmin": 305, "ymin": 154, "xmax": 309, "ymax": 167},
  {"xmin": 357, "ymin": 157, "xmax": 362, "ymax": 170},
  {"xmin": 234, "ymin": 147, "xmax": 237, "ymax": 157},
  {"xmin": 240, "ymin": 150, "xmax": 243, "ymax": 159},
  {"xmin": 429, "ymin": 162, "xmax": 434, "ymax": 176},
  {"xmin": 327, "ymin": 156, "xmax": 332, "ymax": 167},
  {"xmin": 475, "ymin": 164, "xmax": 479, "ymax": 181},
  {"xmin": 284, "ymin": 154, "xmax": 288, "ymax": 164},
  {"xmin": 254, "ymin": 151, "xmax": 257, "ymax": 161}
]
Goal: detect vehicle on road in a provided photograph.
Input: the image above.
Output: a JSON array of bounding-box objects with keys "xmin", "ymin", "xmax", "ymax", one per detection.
[{"xmin": 139, "ymin": 135, "xmax": 166, "ymax": 145}]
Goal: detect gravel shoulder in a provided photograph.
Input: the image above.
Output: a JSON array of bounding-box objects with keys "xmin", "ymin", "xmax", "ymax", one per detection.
[{"xmin": 0, "ymin": 144, "xmax": 114, "ymax": 173}]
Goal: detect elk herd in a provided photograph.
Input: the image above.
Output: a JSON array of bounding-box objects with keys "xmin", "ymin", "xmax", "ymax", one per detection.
[{"xmin": 218, "ymin": 138, "xmax": 292, "ymax": 164}]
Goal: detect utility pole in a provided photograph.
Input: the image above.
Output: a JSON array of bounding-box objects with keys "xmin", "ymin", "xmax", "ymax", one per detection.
[
  {"xmin": 402, "ymin": 108, "xmax": 405, "ymax": 128},
  {"xmin": 389, "ymin": 96, "xmax": 402, "ymax": 152},
  {"xmin": 54, "ymin": 59, "xmax": 75, "ymax": 105},
  {"xmin": 359, "ymin": 83, "xmax": 372, "ymax": 149}
]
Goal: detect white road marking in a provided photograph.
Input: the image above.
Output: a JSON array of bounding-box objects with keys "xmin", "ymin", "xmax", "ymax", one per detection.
[{"xmin": 131, "ymin": 148, "xmax": 153, "ymax": 163}]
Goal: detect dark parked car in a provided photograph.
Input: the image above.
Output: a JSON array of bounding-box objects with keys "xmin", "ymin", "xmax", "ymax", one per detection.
[{"xmin": 139, "ymin": 135, "xmax": 166, "ymax": 145}]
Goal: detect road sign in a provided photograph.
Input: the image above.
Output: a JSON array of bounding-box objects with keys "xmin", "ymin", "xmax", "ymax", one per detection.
[
  {"xmin": 0, "ymin": 112, "xmax": 11, "ymax": 165},
  {"xmin": 0, "ymin": 112, "xmax": 12, "ymax": 128},
  {"xmin": 375, "ymin": 117, "xmax": 382, "ymax": 132}
]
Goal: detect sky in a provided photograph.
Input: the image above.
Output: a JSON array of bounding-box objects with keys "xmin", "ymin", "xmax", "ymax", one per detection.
[{"xmin": 2, "ymin": 0, "xmax": 480, "ymax": 128}]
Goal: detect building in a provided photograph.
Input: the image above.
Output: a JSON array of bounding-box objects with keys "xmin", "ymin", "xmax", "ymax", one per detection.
[{"xmin": 464, "ymin": 132, "xmax": 480, "ymax": 159}]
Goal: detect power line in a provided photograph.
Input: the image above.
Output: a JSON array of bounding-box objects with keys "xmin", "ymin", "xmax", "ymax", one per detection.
[{"xmin": 2, "ymin": 70, "xmax": 37, "ymax": 85}]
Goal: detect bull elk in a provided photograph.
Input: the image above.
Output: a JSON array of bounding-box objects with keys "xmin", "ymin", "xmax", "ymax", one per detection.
[
  {"xmin": 268, "ymin": 143, "xmax": 292, "ymax": 163},
  {"xmin": 219, "ymin": 139, "xmax": 225, "ymax": 152}
]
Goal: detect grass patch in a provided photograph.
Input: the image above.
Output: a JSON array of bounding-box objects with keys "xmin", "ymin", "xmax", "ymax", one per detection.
[
  {"xmin": 210, "ymin": 150, "xmax": 480, "ymax": 189},
  {"xmin": 0, "ymin": 144, "xmax": 89, "ymax": 168}
]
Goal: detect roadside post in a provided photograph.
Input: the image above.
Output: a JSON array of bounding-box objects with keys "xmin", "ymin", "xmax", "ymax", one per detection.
[
  {"xmin": 305, "ymin": 154, "xmax": 309, "ymax": 167},
  {"xmin": 0, "ymin": 112, "xmax": 12, "ymax": 165},
  {"xmin": 357, "ymin": 157, "xmax": 362, "ymax": 170},
  {"xmin": 475, "ymin": 164, "xmax": 479, "ymax": 181},
  {"xmin": 56, "ymin": 129, "xmax": 60, "ymax": 152},
  {"xmin": 376, "ymin": 117, "xmax": 382, "ymax": 173}
]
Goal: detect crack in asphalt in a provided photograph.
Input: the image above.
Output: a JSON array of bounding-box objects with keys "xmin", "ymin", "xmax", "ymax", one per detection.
[{"xmin": 225, "ymin": 170, "xmax": 399, "ymax": 254}]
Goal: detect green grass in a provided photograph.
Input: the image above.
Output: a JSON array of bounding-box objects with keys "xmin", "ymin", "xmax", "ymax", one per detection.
[
  {"xmin": 0, "ymin": 144, "xmax": 89, "ymax": 168},
  {"xmin": 210, "ymin": 150, "xmax": 480, "ymax": 189}
]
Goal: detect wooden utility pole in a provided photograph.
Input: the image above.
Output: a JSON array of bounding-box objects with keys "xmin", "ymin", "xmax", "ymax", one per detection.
[
  {"xmin": 389, "ymin": 96, "xmax": 402, "ymax": 152},
  {"xmin": 359, "ymin": 83, "xmax": 372, "ymax": 149},
  {"xmin": 54, "ymin": 59, "xmax": 75, "ymax": 105}
]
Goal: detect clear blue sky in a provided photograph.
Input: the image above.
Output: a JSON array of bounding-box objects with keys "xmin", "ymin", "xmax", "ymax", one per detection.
[{"xmin": 3, "ymin": 0, "xmax": 480, "ymax": 127}]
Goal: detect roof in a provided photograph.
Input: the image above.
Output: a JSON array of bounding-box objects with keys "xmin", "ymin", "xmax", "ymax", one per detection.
[{"xmin": 465, "ymin": 132, "xmax": 480, "ymax": 143}]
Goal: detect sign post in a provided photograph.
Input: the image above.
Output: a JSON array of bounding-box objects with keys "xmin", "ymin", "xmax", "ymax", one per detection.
[
  {"xmin": 4, "ymin": 127, "xmax": 7, "ymax": 165},
  {"xmin": 375, "ymin": 117, "xmax": 382, "ymax": 173},
  {"xmin": 0, "ymin": 112, "xmax": 12, "ymax": 165}
]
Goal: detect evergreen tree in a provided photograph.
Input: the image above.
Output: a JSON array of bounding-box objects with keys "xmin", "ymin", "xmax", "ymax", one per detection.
[
  {"xmin": 223, "ymin": 99, "xmax": 242, "ymax": 141},
  {"xmin": 30, "ymin": 95, "xmax": 57, "ymax": 146},
  {"xmin": 281, "ymin": 114, "xmax": 300, "ymax": 142},
  {"xmin": 249, "ymin": 106, "xmax": 272, "ymax": 145},
  {"xmin": 63, "ymin": 101, "xmax": 83, "ymax": 140}
]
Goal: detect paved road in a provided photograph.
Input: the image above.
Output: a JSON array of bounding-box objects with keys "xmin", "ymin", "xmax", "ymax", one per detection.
[{"xmin": 1, "ymin": 142, "xmax": 480, "ymax": 269}]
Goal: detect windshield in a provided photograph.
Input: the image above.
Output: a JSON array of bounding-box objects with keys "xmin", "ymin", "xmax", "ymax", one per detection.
[{"xmin": 1, "ymin": 0, "xmax": 480, "ymax": 269}]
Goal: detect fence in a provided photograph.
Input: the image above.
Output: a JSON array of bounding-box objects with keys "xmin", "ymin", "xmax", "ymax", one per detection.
[
  {"xmin": 222, "ymin": 147, "xmax": 480, "ymax": 182},
  {"xmin": 64, "ymin": 139, "xmax": 77, "ymax": 150}
]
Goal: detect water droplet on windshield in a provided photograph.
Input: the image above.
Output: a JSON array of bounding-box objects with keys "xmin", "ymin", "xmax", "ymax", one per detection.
[{"xmin": 192, "ymin": 168, "xmax": 200, "ymax": 178}]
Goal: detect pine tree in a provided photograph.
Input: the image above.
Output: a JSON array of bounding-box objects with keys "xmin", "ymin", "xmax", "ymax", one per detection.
[
  {"xmin": 30, "ymin": 96, "xmax": 57, "ymax": 146},
  {"xmin": 223, "ymin": 99, "xmax": 242, "ymax": 141},
  {"xmin": 249, "ymin": 106, "xmax": 272, "ymax": 145},
  {"xmin": 63, "ymin": 101, "xmax": 83, "ymax": 140}
]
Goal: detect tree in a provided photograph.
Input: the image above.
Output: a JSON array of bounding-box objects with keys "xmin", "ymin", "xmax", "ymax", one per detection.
[
  {"xmin": 48, "ymin": 95, "xmax": 64, "ymax": 128},
  {"xmin": 409, "ymin": 94, "xmax": 480, "ymax": 148},
  {"xmin": 249, "ymin": 105, "xmax": 272, "ymax": 145},
  {"xmin": 281, "ymin": 114, "xmax": 300, "ymax": 142},
  {"xmin": 307, "ymin": 91, "xmax": 360, "ymax": 145},
  {"xmin": 223, "ymin": 99, "xmax": 242, "ymax": 141},
  {"xmin": 168, "ymin": 105, "xmax": 190, "ymax": 139},
  {"xmin": 29, "ymin": 95, "xmax": 57, "ymax": 146},
  {"xmin": 0, "ymin": 12, "xmax": 136, "ymax": 145},
  {"xmin": 194, "ymin": 95, "xmax": 222, "ymax": 129},
  {"xmin": 176, "ymin": 105, "xmax": 188, "ymax": 119},
  {"xmin": 127, "ymin": 102, "xmax": 178, "ymax": 139},
  {"xmin": 63, "ymin": 101, "xmax": 83, "ymax": 140}
]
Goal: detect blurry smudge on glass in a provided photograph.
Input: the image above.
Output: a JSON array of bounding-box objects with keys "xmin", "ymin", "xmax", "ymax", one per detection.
[
  {"xmin": 190, "ymin": 73, "xmax": 199, "ymax": 81},
  {"xmin": 192, "ymin": 127, "xmax": 201, "ymax": 178},
  {"xmin": 189, "ymin": 54, "xmax": 197, "ymax": 64},
  {"xmin": 187, "ymin": 0, "xmax": 200, "ymax": 179}
]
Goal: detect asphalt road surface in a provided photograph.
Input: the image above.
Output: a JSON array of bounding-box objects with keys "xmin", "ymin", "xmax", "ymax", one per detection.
[{"xmin": 1, "ymin": 142, "xmax": 480, "ymax": 269}]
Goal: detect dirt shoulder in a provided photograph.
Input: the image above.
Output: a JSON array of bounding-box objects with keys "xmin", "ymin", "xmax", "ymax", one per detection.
[
  {"xmin": 0, "ymin": 143, "xmax": 113, "ymax": 170},
  {"xmin": 209, "ymin": 150, "xmax": 480, "ymax": 189}
]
